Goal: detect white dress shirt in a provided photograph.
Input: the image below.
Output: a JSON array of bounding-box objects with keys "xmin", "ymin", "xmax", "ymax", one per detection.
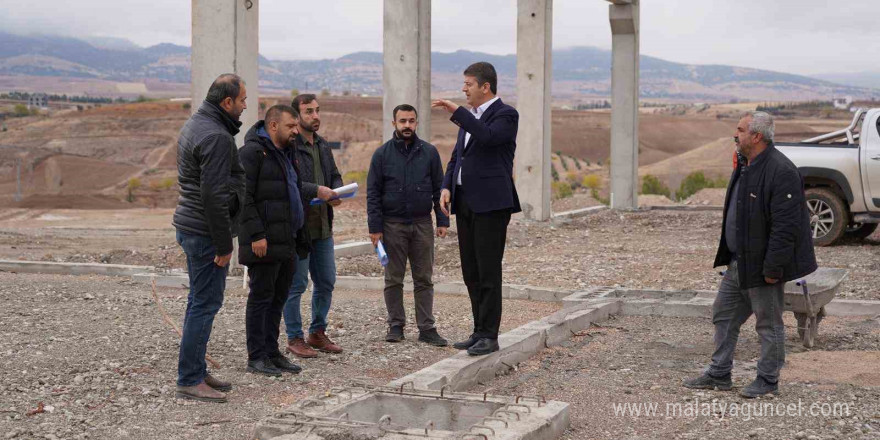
[{"xmin": 457, "ymin": 96, "xmax": 500, "ymax": 186}]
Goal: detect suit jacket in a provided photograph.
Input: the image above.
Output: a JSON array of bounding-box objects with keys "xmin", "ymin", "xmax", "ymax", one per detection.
[{"xmin": 441, "ymin": 98, "xmax": 522, "ymax": 214}]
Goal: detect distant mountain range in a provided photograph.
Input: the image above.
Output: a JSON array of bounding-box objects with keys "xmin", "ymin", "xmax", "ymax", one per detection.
[
  {"xmin": 1, "ymin": 32, "xmax": 876, "ymax": 101},
  {"xmin": 811, "ymin": 71, "xmax": 880, "ymax": 91}
]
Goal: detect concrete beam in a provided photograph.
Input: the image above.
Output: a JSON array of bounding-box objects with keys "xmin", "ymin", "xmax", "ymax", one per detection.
[
  {"xmin": 0, "ymin": 260, "xmax": 155, "ymax": 277},
  {"xmin": 515, "ymin": 0, "xmax": 553, "ymax": 221},
  {"xmin": 608, "ymin": 0, "xmax": 639, "ymax": 210},
  {"xmin": 191, "ymin": 0, "xmax": 259, "ymax": 147},
  {"xmin": 382, "ymin": 0, "xmax": 431, "ymax": 142},
  {"xmin": 389, "ymin": 301, "xmax": 620, "ymax": 391}
]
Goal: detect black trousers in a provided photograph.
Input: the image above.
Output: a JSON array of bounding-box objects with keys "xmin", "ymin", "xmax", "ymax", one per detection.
[
  {"xmin": 454, "ymin": 188, "xmax": 511, "ymax": 339},
  {"xmin": 245, "ymin": 259, "xmax": 296, "ymax": 361}
]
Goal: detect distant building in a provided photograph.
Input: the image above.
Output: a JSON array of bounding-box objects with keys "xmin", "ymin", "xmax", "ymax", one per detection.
[
  {"xmin": 832, "ymin": 96, "xmax": 852, "ymax": 110},
  {"xmin": 327, "ymin": 141, "xmax": 345, "ymax": 150},
  {"xmin": 27, "ymin": 93, "xmax": 48, "ymax": 110}
]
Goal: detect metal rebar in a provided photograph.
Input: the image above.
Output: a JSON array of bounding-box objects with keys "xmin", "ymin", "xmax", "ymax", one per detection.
[
  {"xmin": 470, "ymin": 425, "xmax": 496, "ymax": 436},
  {"xmin": 482, "ymin": 416, "xmax": 509, "ymax": 428},
  {"xmin": 493, "ymin": 409, "xmax": 521, "ymax": 421}
]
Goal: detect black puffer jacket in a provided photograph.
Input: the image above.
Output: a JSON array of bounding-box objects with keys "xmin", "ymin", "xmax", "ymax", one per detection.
[
  {"xmin": 237, "ymin": 122, "xmax": 310, "ymax": 265},
  {"xmin": 172, "ymin": 101, "xmax": 246, "ymax": 256},
  {"xmin": 714, "ymin": 145, "xmax": 818, "ymax": 288}
]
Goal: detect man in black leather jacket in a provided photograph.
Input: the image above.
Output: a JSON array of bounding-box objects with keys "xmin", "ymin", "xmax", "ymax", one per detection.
[
  {"xmin": 172, "ymin": 74, "xmax": 247, "ymax": 403},
  {"xmin": 684, "ymin": 111, "xmax": 817, "ymax": 398}
]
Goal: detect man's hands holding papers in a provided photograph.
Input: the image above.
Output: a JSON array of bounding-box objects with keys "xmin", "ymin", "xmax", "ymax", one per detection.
[{"xmin": 317, "ymin": 185, "xmax": 338, "ymax": 201}]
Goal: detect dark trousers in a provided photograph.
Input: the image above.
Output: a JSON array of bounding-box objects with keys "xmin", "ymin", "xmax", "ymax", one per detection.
[
  {"xmin": 382, "ymin": 219, "xmax": 436, "ymax": 331},
  {"xmin": 708, "ymin": 260, "xmax": 786, "ymax": 382},
  {"xmin": 455, "ymin": 188, "xmax": 511, "ymax": 339},
  {"xmin": 246, "ymin": 259, "xmax": 296, "ymax": 361},
  {"xmin": 176, "ymin": 230, "xmax": 227, "ymax": 387}
]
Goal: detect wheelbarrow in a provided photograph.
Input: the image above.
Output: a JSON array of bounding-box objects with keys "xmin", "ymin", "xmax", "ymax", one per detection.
[
  {"xmin": 719, "ymin": 268, "xmax": 849, "ymax": 348},
  {"xmin": 783, "ymin": 268, "xmax": 849, "ymax": 348}
]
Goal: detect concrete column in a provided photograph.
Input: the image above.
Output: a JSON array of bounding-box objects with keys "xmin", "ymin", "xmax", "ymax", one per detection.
[
  {"xmin": 191, "ymin": 0, "xmax": 259, "ymax": 147},
  {"xmin": 382, "ymin": 0, "xmax": 431, "ymax": 142},
  {"xmin": 608, "ymin": 0, "xmax": 639, "ymax": 210},
  {"xmin": 515, "ymin": 0, "xmax": 553, "ymax": 221}
]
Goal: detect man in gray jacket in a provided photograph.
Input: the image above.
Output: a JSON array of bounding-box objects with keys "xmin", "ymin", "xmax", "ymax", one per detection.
[{"xmin": 172, "ymin": 73, "xmax": 247, "ymax": 403}]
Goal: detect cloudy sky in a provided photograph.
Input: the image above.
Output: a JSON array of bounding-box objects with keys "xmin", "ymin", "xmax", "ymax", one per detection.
[{"xmin": 3, "ymin": 0, "xmax": 878, "ymax": 76}]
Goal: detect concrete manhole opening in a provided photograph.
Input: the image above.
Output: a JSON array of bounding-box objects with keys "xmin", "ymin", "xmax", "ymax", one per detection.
[{"xmin": 255, "ymin": 383, "xmax": 570, "ymax": 439}]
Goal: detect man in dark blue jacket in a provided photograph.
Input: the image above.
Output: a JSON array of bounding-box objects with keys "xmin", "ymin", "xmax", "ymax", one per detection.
[
  {"xmin": 172, "ymin": 74, "xmax": 247, "ymax": 403},
  {"xmin": 367, "ymin": 104, "xmax": 450, "ymax": 346},
  {"xmin": 684, "ymin": 111, "xmax": 817, "ymax": 398},
  {"xmin": 432, "ymin": 62, "xmax": 521, "ymax": 356},
  {"xmin": 238, "ymin": 105, "xmax": 309, "ymax": 377}
]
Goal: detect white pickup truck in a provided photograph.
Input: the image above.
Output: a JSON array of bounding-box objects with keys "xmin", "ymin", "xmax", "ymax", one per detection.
[{"xmin": 778, "ymin": 108, "xmax": 880, "ymax": 246}]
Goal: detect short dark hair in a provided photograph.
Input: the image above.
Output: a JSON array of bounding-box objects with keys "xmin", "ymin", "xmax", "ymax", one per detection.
[
  {"xmin": 291, "ymin": 94, "xmax": 318, "ymax": 112},
  {"xmin": 265, "ymin": 104, "xmax": 299, "ymax": 126},
  {"xmin": 463, "ymin": 62, "xmax": 497, "ymax": 95},
  {"xmin": 205, "ymin": 74, "xmax": 245, "ymax": 106},
  {"xmin": 392, "ymin": 104, "xmax": 418, "ymax": 120}
]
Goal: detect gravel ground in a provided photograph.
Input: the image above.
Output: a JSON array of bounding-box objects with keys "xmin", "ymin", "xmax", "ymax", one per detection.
[
  {"xmin": 477, "ymin": 313, "xmax": 880, "ymax": 440},
  {"xmin": 4, "ymin": 206, "xmax": 876, "ymax": 301},
  {"xmin": 337, "ymin": 209, "xmax": 880, "ymax": 301},
  {"xmin": 0, "ymin": 272, "xmax": 559, "ymax": 440}
]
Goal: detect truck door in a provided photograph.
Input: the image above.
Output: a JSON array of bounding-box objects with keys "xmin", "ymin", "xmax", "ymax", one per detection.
[{"xmin": 863, "ymin": 111, "xmax": 880, "ymax": 209}]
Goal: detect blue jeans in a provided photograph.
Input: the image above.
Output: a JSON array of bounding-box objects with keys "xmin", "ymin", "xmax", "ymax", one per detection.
[
  {"xmin": 708, "ymin": 260, "xmax": 786, "ymax": 382},
  {"xmin": 176, "ymin": 230, "xmax": 227, "ymax": 387},
  {"xmin": 284, "ymin": 237, "xmax": 336, "ymax": 340}
]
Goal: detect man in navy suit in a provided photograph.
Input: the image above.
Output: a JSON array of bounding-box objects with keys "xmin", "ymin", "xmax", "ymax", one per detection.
[{"xmin": 432, "ymin": 61, "xmax": 521, "ymax": 356}]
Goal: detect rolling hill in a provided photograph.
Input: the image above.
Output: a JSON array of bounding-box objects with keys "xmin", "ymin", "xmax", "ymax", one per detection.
[{"xmin": 0, "ymin": 32, "xmax": 877, "ymax": 101}]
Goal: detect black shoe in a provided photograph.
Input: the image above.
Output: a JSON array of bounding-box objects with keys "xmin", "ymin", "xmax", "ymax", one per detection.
[
  {"xmin": 740, "ymin": 376, "xmax": 779, "ymax": 398},
  {"xmin": 269, "ymin": 354, "xmax": 302, "ymax": 374},
  {"xmin": 247, "ymin": 357, "xmax": 282, "ymax": 377},
  {"xmin": 385, "ymin": 325, "xmax": 405, "ymax": 343},
  {"xmin": 453, "ymin": 334, "xmax": 480, "ymax": 350},
  {"xmin": 467, "ymin": 338, "xmax": 499, "ymax": 356},
  {"xmin": 418, "ymin": 329, "xmax": 448, "ymax": 347},
  {"xmin": 682, "ymin": 373, "xmax": 733, "ymax": 391}
]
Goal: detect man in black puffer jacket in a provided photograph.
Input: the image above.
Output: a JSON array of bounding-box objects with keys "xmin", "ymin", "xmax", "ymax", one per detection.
[
  {"xmin": 172, "ymin": 74, "xmax": 247, "ymax": 403},
  {"xmin": 237, "ymin": 105, "xmax": 309, "ymax": 377},
  {"xmin": 684, "ymin": 111, "xmax": 817, "ymax": 399}
]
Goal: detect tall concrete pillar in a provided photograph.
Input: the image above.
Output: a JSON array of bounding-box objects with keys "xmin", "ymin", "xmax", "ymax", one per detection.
[
  {"xmin": 191, "ymin": 0, "xmax": 259, "ymax": 147},
  {"xmin": 382, "ymin": 0, "xmax": 431, "ymax": 142},
  {"xmin": 515, "ymin": 0, "xmax": 553, "ymax": 221},
  {"xmin": 607, "ymin": 0, "xmax": 639, "ymax": 210}
]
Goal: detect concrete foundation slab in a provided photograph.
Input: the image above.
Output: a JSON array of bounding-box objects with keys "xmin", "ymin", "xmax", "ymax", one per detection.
[{"xmin": 255, "ymin": 385, "xmax": 569, "ymax": 440}]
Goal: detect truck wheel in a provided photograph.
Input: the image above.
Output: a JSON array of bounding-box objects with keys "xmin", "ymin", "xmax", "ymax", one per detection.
[
  {"xmin": 845, "ymin": 223, "xmax": 878, "ymax": 240},
  {"xmin": 805, "ymin": 188, "xmax": 848, "ymax": 246}
]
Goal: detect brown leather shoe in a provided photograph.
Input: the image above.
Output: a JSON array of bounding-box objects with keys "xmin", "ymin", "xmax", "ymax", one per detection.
[
  {"xmin": 287, "ymin": 337, "xmax": 318, "ymax": 358},
  {"xmin": 307, "ymin": 330, "xmax": 343, "ymax": 354},
  {"xmin": 176, "ymin": 382, "xmax": 227, "ymax": 403},
  {"xmin": 204, "ymin": 374, "xmax": 232, "ymax": 392}
]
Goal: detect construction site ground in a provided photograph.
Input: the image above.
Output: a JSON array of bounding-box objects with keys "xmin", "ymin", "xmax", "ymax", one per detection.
[{"xmin": 1, "ymin": 204, "xmax": 879, "ymax": 439}]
